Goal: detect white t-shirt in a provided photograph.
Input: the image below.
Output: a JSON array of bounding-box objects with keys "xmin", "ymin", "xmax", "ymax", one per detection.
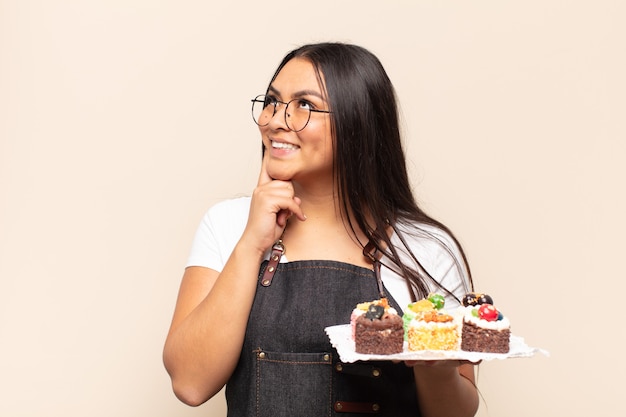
[{"xmin": 186, "ymin": 197, "xmax": 471, "ymax": 310}]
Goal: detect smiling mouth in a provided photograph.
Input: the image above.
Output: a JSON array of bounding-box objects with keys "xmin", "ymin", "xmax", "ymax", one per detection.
[{"xmin": 271, "ymin": 141, "xmax": 299, "ymax": 150}]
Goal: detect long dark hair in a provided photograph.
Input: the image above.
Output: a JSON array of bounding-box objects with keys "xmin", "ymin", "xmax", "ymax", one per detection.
[{"xmin": 267, "ymin": 43, "xmax": 473, "ymax": 301}]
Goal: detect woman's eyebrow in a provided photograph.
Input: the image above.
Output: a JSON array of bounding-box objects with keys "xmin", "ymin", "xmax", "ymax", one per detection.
[
  {"xmin": 268, "ymin": 85, "xmax": 325, "ymax": 101},
  {"xmin": 267, "ymin": 85, "xmax": 281, "ymax": 96},
  {"xmin": 292, "ymin": 89, "xmax": 325, "ymax": 100}
]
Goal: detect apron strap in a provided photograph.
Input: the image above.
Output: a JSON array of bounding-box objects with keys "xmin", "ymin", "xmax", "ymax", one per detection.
[{"xmin": 260, "ymin": 239, "xmax": 284, "ymax": 287}]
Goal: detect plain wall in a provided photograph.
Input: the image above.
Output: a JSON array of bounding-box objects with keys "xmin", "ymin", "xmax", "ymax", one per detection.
[{"xmin": 1, "ymin": 1, "xmax": 624, "ymax": 416}]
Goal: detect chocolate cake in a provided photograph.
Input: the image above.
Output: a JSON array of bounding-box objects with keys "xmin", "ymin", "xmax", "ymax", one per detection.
[
  {"xmin": 461, "ymin": 321, "xmax": 510, "ymax": 353},
  {"xmin": 459, "ymin": 293, "xmax": 511, "ymax": 353},
  {"xmin": 354, "ymin": 305, "xmax": 404, "ymax": 355}
]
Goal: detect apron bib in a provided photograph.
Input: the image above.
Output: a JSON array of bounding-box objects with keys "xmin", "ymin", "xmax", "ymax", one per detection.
[{"xmin": 225, "ymin": 260, "xmax": 420, "ymax": 417}]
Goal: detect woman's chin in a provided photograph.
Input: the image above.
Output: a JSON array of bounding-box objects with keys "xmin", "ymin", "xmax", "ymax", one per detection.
[{"xmin": 267, "ymin": 168, "xmax": 294, "ymax": 182}]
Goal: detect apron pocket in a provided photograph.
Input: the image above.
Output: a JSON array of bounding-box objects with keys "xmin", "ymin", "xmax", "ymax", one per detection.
[{"xmin": 255, "ymin": 349, "xmax": 333, "ymax": 417}]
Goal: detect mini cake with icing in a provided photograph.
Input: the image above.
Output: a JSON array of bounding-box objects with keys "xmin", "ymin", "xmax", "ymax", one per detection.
[
  {"xmin": 350, "ymin": 298, "xmax": 397, "ymax": 339},
  {"xmin": 353, "ymin": 299, "xmax": 404, "ymax": 355},
  {"xmin": 460, "ymin": 292, "xmax": 511, "ymax": 353},
  {"xmin": 405, "ymin": 294, "xmax": 459, "ymax": 351}
]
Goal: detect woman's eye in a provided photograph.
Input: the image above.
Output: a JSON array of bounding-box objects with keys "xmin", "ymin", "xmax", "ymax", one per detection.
[
  {"xmin": 297, "ymin": 100, "xmax": 313, "ymax": 110},
  {"xmin": 264, "ymin": 96, "xmax": 279, "ymax": 107}
]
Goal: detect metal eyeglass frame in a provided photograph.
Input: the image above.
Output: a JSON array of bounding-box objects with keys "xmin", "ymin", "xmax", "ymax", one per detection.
[{"xmin": 251, "ymin": 94, "xmax": 332, "ymax": 132}]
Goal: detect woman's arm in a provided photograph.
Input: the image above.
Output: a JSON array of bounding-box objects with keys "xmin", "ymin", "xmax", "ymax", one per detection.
[
  {"xmin": 412, "ymin": 362, "xmax": 479, "ymax": 417},
  {"xmin": 163, "ymin": 155, "xmax": 306, "ymax": 406},
  {"xmin": 162, "ymin": 240, "xmax": 265, "ymax": 405}
]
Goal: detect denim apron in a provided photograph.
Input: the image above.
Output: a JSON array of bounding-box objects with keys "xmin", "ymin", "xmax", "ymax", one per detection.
[{"xmin": 225, "ymin": 259, "xmax": 421, "ymax": 416}]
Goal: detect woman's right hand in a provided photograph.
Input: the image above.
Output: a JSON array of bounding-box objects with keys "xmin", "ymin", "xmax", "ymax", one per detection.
[{"xmin": 241, "ymin": 153, "xmax": 306, "ymax": 256}]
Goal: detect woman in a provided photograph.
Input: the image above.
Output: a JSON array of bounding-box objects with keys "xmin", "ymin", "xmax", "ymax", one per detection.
[{"xmin": 164, "ymin": 43, "xmax": 479, "ymax": 417}]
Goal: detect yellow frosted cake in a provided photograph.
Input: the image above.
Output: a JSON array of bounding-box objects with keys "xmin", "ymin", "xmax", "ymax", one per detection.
[{"xmin": 404, "ymin": 294, "xmax": 459, "ymax": 351}]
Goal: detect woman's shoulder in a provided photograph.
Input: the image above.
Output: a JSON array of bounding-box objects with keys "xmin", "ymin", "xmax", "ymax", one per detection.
[
  {"xmin": 200, "ymin": 196, "xmax": 251, "ymax": 238},
  {"xmin": 206, "ymin": 195, "xmax": 251, "ymax": 219},
  {"xmin": 388, "ymin": 220, "xmax": 470, "ymax": 307},
  {"xmin": 186, "ymin": 196, "xmax": 251, "ymax": 270},
  {"xmin": 394, "ymin": 220, "xmax": 461, "ymax": 254}
]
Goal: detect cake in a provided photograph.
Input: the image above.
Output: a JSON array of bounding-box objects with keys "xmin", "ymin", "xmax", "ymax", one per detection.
[
  {"xmin": 460, "ymin": 292, "xmax": 511, "ymax": 353},
  {"xmin": 350, "ymin": 298, "xmax": 397, "ymax": 339},
  {"xmin": 405, "ymin": 294, "xmax": 459, "ymax": 351},
  {"xmin": 353, "ymin": 299, "xmax": 404, "ymax": 355}
]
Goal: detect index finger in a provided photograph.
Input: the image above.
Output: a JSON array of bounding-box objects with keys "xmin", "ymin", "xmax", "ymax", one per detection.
[{"xmin": 257, "ymin": 151, "xmax": 273, "ymax": 186}]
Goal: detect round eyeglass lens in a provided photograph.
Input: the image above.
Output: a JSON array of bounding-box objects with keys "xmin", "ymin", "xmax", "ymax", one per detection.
[
  {"xmin": 251, "ymin": 95, "xmax": 273, "ymax": 127},
  {"xmin": 284, "ymin": 100, "xmax": 311, "ymax": 132}
]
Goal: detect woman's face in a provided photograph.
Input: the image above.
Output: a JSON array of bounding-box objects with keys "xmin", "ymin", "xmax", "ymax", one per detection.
[{"xmin": 260, "ymin": 58, "xmax": 334, "ymax": 187}]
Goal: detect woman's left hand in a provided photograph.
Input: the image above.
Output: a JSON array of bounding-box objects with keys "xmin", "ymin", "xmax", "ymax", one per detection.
[{"xmin": 403, "ymin": 359, "xmax": 480, "ymax": 368}]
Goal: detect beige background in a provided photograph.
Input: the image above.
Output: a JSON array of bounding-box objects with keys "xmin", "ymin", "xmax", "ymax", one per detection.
[{"xmin": 1, "ymin": 1, "xmax": 624, "ymax": 416}]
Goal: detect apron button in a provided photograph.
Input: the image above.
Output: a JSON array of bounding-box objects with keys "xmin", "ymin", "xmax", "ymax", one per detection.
[
  {"xmin": 335, "ymin": 363, "xmax": 343, "ymax": 372},
  {"xmin": 372, "ymin": 368, "xmax": 381, "ymax": 377},
  {"xmin": 258, "ymin": 351, "xmax": 266, "ymax": 359},
  {"xmin": 372, "ymin": 403, "xmax": 380, "ymax": 412},
  {"xmin": 323, "ymin": 354, "xmax": 330, "ymax": 361},
  {"xmin": 334, "ymin": 402, "xmax": 343, "ymax": 411}
]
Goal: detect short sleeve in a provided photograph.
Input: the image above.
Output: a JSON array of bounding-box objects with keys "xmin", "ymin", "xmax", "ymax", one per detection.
[{"xmin": 186, "ymin": 197, "xmax": 251, "ymax": 272}]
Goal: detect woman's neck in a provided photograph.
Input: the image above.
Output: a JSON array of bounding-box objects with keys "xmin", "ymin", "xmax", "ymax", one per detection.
[{"xmin": 281, "ymin": 184, "xmax": 372, "ymax": 268}]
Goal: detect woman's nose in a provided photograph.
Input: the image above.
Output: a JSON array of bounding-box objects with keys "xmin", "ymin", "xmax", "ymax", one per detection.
[{"xmin": 267, "ymin": 101, "xmax": 290, "ymax": 130}]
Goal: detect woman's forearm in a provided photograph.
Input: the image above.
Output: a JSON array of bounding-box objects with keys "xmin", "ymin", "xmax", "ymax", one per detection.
[
  {"xmin": 413, "ymin": 363, "xmax": 479, "ymax": 417},
  {"xmin": 163, "ymin": 242, "xmax": 264, "ymax": 405}
]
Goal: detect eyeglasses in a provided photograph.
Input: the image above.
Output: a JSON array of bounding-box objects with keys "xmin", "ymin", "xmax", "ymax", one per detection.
[{"xmin": 251, "ymin": 94, "xmax": 332, "ymax": 132}]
